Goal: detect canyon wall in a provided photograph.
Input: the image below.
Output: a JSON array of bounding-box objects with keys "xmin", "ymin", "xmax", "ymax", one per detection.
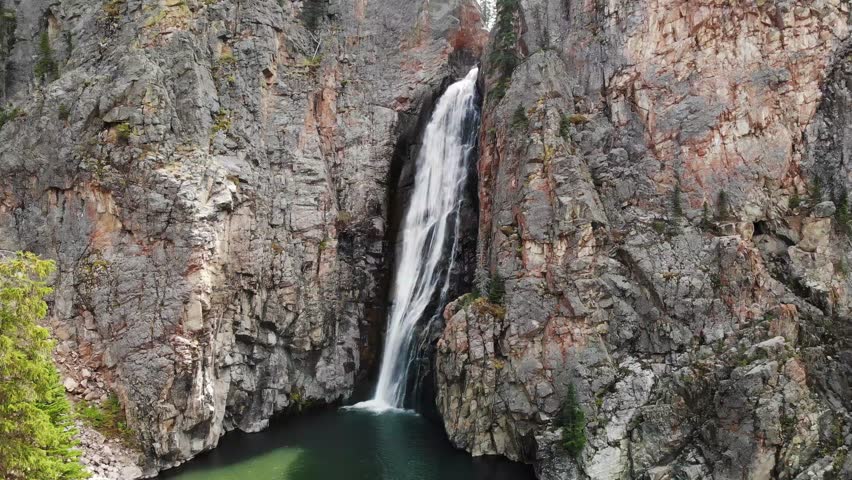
[
  {"xmin": 4, "ymin": 0, "xmax": 852, "ymax": 479},
  {"xmin": 0, "ymin": 0, "xmax": 484, "ymax": 474},
  {"xmin": 436, "ymin": 0, "xmax": 852, "ymax": 479}
]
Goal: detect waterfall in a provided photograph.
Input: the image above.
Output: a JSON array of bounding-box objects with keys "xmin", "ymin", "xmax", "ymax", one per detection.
[{"xmin": 353, "ymin": 68, "xmax": 480, "ymax": 412}]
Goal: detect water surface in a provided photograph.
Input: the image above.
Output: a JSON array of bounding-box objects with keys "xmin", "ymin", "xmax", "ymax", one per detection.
[{"xmin": 159, "ymin": 408, "xmax": 534, "ymax": 480}]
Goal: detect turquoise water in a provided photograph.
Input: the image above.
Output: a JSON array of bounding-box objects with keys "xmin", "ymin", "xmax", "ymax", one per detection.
[{"xmin": 159, "ymin": 408, "xmax": 534, "ymax": 480}]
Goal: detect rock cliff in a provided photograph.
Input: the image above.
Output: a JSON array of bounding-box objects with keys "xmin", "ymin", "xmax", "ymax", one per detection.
[
  {"xmin": 0, "ymin": 0, "xmax": 483, "ymax": 474},
  {"xmin": 436, "ymin": 0, "xmax": 852, "ymax": 479},
  {"xmin": 3, "ymin": 0, "xmax": 852, "ymax": 479}
]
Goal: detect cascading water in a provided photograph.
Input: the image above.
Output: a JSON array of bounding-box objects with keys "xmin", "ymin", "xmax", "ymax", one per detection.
[{"xmin": 353, "ymin": 68, "xmax": 480, "ymax": 412}]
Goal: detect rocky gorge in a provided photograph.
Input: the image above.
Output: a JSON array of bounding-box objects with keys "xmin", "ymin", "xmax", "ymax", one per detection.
[{"xmin": 1, "ymin": 0, "xmax": 851, "ymax": 479}]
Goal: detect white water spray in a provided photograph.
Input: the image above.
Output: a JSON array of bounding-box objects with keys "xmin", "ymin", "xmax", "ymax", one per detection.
[{"xmin": 352, "ymin": 68, "xmax": 480, "ymax": 412}]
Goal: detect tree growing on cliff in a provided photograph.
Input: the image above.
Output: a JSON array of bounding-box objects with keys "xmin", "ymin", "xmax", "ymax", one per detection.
[
  {"xmin": 478, "ymin": 0, "xmax": 495, "ymax": 28},
  {"xmin": 701, "ymin": 200, "xmax": 712, "ymax": 228},
  {"xmin": 559, "ymin": 383, "xmax": 586, "ymax": 458},
  {"xmin": 511, "ymin": 104, "xmax": 528, "ymax": 131},
  {"xmin": 716, "ymin": 189, "xmax": 730, "ymax": 220},
  {"xmin": 834, "ymin": 187, "xmax": 851, "ymax": 236},
  {"xmin": 811, "ymin": 177, "xmax": 823, "ymax": 204},
  {"xmin": 34, "ymin": 31, "xmax": 58, "ymax": 83},
  {"xmin": 473, "ymin": 266, "xmax": 490, "ymax": 299},
  {"xmin": 490, "ymin": 0, "xmax": 519, "ymax": 77},
  {"xmin": 487, "ymin": 272, "xmax": 506, "ymax": 304},
  {"xmin": 487, "ymin": 0, "xmax": 520, "ymax": 101},
  {"xmin": 0, "ymin": 252, "xmax": 88, "ymax": 480},
  {"xmin": 672, "ymin": 181, "xmax": 684, "ymax": 218}
]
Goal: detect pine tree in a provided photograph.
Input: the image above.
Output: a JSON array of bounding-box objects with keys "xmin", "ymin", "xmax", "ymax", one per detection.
[
  {"xmin": 489, "ymin": 0, "xmax": 520, "ymax": 78},
  {"xmin": 716, "ymin": 189, "xmax": 730, "ymax": 220},
  {"xmin": 487, "ymin": 272, "xmax": 506, "ymax": 305},
  {"xmin": 701, "ymin": 200, "xmax": 711, "ymax": 228},
  {"xmin": 479, "ymin": 0, "xmax": 494, "ymax": 28},
  {"xmin": 34, "ymin": 31, "xmax": 57, "ymax": 82},
  {"xmin": 811, "ymin": 177, "xmax": 823, "ymax": 204},
  {"xmin": 788, "ymin": 191, "xmax": 801, "ymax": 210},
  {"xmin": 559, "ymin": 383, "xmax": 586, "ymax": 458},
  {"xmin": 835, "ymin": 187, "xmax": 851, "ymax": 237},
  {"xmin": 0, "ymin": 252, "xmax": 88, "ymax": 480},
  {"xmin": 511, "ymin": 104, "xmax": 528, "ymax": 131},
  {"xmin": 672, "ymin": 181, "xmax": 683, "ymax": 218}
]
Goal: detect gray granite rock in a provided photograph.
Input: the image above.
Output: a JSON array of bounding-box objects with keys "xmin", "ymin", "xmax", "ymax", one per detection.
[{"xmin": 0, "ymin": 0, "xmax": 485, "ymax": 474}]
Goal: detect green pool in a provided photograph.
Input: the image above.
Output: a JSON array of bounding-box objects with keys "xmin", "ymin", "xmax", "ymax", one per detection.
[{"xmin": 158, "ymin": 408, "xmax": 534, "ymax": 480}]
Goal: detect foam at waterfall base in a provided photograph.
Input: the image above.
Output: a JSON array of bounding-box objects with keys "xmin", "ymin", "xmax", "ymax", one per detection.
[{"xmin": 342, "ymin": 399, "xmax": 417, "ymax": 415}]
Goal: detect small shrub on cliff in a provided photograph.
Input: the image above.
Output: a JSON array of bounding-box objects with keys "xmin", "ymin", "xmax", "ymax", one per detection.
[
  {"xmin": 0, "ymin": 252, "xmax": 88, "ymax": 480},
  {"xmin": 826, "ymin": 450, "xmax": 849, "ymax": 480},
  {"xmin": 565, "ymin": 114, "xmax": 588, "ymax": 125},
  {"xmin": 716, "ymin": 189, "xmax": 731, "ymax": 220},
  {"xmin": 211, "ymin": 110, "xmax": 231, "ymax": 135},
  {"xmin": 559, "ymin": 114, "xmax": 571, "ymax": 141},
  {"xmin": 289, "ymin": 388, "xmax": 314, "ymax": 411},
  {"xmin": 103, "ymin": 0, "xmax": 124, "ymax": 18},
  {"xmin": 487, "ymin": 80, "xmax": 508, "ymax": 102},
  {"xmin": 836, "ymin": 258, "xmax": 849, "ymax": 278},
  {"xmin": 811, "ymin": 177, "xmax": 823, "ymax": 203},
  {"xmin": 0, "ymin": 105, "xmax": 22, "ymax": 129},
  {"xmin": 672, "ymin": 182, "xmax": 683, "ymax": 218},
  {"xmin": 114, "ymin": 122, "xmax": 132, "ymax": 142},
  {"xmin": 1, "ymin": 9, "xmax": 16, "ymax": 53},
  {"xmin": 834, "ymin": 189, "xmax": 851, "ymax": 236},
  {"xmin": 471, "ymin": 296, "xmax": 506, "ymax": 319},
  {"xmin": 58, "ymin": 104, "xmax": 70, "ymax": 121},
  {"xmin": 511, "ymin": 104, "xmax": 528, "ymax": 131},
  {"xmin": 701, "ymin": 201, "xmax": 712, "ymax": 228},
  {"xmin": 788, "ymin": 191, "xmax": 801, "ymax": 210},
  {"xmin": 559, "ymin": 383, "xmax": 586, "ymax": 458},
  {"xmin": 76, "ymin": 394, "xmax": 131, "ymax": 443},
  {"xmin": 335, "ymin": 210, "xmax": 353, "ymax": 225},
  {"xmin": 301, "ymin": 54, "xmax": 323, "ymax": 70},
  {"xmin": 458, "ymin": 292, "xmax": 477, "ymax": 309},
  {"xmin": 780, "ymin": 412, "xmax": 796, "ymax": 441}
]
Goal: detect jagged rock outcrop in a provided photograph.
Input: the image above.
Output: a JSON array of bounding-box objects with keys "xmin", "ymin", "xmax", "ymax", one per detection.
[
  {"xmin": 437, "ymin": 1, "xmax": 852, "ymax": 479},
  {"xmin": 0, "ymin": 0, "xmax": 484, "ymax": 474}
]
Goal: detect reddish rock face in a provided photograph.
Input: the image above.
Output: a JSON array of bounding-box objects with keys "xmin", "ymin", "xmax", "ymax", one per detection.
[
  {"xmin": 449, "ymin": 2, "xmax": 490, "ymax": 55},
  {"xmin": 605, "ymin": 0, "xmax": 848, "ymax": 219}
]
